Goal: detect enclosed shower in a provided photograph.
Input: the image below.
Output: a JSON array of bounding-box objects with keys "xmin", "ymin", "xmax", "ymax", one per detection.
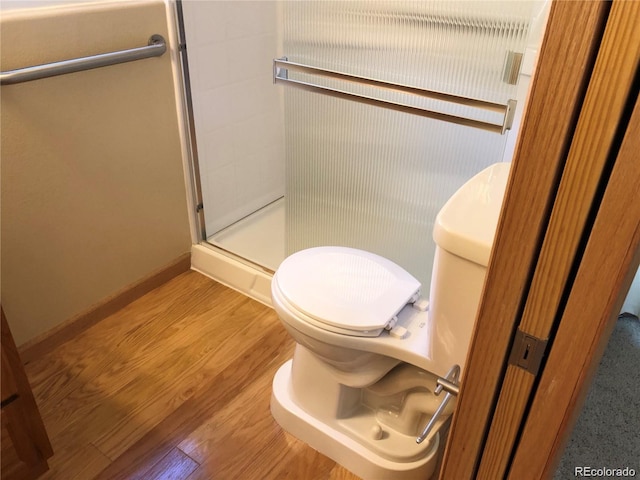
[{"xmin": 180, "ymin": 1, "xmax": 549, "ymax": 293}]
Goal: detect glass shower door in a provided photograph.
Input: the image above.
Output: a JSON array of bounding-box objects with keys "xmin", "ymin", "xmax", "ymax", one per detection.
[{"xmin": 281, "ymin": 1, "xmax": 545, "ymax": 291}]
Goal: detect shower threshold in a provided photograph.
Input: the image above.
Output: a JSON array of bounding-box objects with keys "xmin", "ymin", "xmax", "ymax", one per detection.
[{"xmin": 207, "ymin": 198, "xmax": 285, "ymax": 272}]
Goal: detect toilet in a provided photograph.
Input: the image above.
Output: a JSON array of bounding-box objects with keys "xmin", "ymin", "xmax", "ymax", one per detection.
[{"xmin": 270, "ymin": 162, "xmax": 511, "ymax": 480}]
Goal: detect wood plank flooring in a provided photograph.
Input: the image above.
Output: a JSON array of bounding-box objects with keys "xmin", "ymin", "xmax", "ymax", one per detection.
[{"xmin": 1, "ymin": 271, "xmax": 360, "ymax": 480}]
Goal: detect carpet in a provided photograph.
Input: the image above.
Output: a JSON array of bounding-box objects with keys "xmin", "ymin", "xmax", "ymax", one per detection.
[{"xmin": 554, "ymin": 314, "xmax": 640, "ymax": 478}]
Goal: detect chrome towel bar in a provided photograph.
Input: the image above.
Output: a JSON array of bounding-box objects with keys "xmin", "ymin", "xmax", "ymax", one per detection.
[
  {"xmin": 1, "ymin": 34, "xmax": 166, "ymax": 86},
  {"xmin": 274, "ymin": 58, "xmax": 516, "ymax": 134}
]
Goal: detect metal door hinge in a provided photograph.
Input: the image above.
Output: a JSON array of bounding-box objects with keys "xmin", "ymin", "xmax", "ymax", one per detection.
[
  {"xmin": 196, "ymin": 202, "xmax": 204, "ymax": 213},
  {"xmin": 508, "ymin": 329, "xmax": 548, "ymax": 376}
]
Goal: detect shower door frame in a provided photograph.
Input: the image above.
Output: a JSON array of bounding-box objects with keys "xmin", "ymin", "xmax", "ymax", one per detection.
[{"xmin": 440, "ymin": 1, "xmax": 639, "ymax": 478}]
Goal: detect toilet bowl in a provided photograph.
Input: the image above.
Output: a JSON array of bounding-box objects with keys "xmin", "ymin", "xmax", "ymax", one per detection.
[{"xmin": 270, "ymin": 162, "xmax": 511, "ymax": 480}]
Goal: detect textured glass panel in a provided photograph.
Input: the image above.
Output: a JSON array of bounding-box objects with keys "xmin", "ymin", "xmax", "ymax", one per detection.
[{"xmin": 284, "ymin": 1, "xmax": 541, "ymax": 291}]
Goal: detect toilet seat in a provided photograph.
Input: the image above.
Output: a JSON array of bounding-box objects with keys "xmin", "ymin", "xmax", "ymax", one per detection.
[{"xmin": 273, "ymin": 246, "xmax": 421, "ymax": 336}]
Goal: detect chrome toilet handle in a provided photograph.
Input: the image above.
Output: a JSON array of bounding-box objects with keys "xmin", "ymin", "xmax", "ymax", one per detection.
[{"xmin": 416, "ymin": 364, "xmax": 460, "ymax": 444}]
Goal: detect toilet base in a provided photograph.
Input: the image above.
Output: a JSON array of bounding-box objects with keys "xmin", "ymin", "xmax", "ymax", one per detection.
[{"xmin": 271, "ymin": 360, "xmax": 440, "ymax": 480}]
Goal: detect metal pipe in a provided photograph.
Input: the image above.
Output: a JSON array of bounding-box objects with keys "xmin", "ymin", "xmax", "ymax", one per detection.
[{"xmin": 416, "ymin": 365, "xmax": 461, "ymax": 444}]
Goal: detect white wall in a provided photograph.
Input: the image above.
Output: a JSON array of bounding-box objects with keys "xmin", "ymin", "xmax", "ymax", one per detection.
[{"xmin": 621, "ymin": 267, "xmax": 640, "ymax": 318}]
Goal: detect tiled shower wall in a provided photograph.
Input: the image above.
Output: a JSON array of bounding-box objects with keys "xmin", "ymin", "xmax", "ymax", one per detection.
[{"xmin": 181, "ymin": 1, "xmax": 285, "ymax": 237}]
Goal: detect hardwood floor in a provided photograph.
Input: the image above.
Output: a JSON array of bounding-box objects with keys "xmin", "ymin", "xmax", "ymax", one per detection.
[{"xmin": 1, "ymin": 271, "xmax": 360, "ymax": 480}]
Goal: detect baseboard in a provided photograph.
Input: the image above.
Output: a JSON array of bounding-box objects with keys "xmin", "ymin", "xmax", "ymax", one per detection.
[
  {"xmin": 18, "ymin": 253, "xmax": 192, "ymax": 363},
  {"xmin": 191, "ymin": 244, "xmax": 273, "ymax": 308}
]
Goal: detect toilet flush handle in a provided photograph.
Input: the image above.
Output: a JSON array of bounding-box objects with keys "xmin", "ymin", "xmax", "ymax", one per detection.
[{"xmin": 415, "ymin": 364, "xmax": 460, "ymax": 444}]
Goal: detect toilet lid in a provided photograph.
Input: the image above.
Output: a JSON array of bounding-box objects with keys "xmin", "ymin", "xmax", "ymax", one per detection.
[{"xmin": 274, "ymin": 247, "xmax": 421, "ymax": 333}]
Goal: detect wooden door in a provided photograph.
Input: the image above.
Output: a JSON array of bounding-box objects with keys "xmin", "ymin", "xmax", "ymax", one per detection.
[
  {"xmin": 508, "ymin": 72, "xmax": 640, "ymax": 480},
  {"xmin": 1, "ymin": 307, "xmax": 54, "ymax": 475},
  {"xmin": 439, "ymin": 1, "xmax": 640, "ymax": 478}
]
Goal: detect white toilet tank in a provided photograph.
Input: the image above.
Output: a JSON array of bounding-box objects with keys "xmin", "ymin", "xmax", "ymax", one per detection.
[{"xmin": 428, "ymin": 162, "xmax": 511, "ymax": 376}]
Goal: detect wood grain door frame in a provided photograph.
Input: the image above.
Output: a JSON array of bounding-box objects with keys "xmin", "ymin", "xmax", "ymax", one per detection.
[{"xmin": 439, "ymin": 2, "xmax": 610, "ymax": 478}]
